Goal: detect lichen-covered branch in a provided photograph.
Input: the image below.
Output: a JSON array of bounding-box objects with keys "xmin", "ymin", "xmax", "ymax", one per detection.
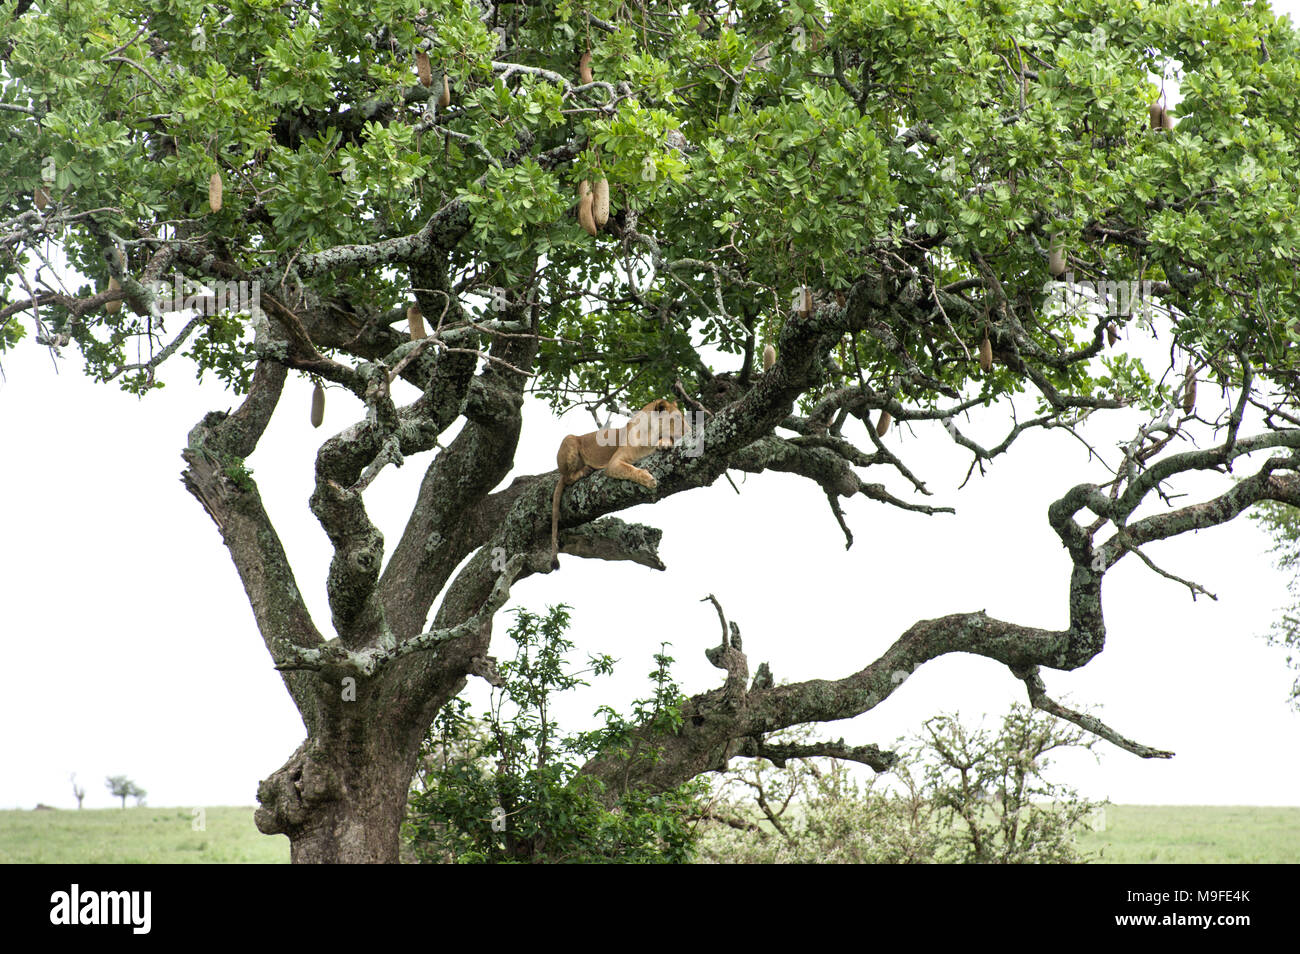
[
  {"xmin": 578, "ymin": 439, "xmax": 1300, "ymax": 800},
  {"xmin": 377, "ymin": 299, "xmax": 537, "ymax": 640},
  {"xmin": 274, "ymin": 555, "xmax": 526, "ymax": 678},
  {"xmin": 180, "ymin": 357, "xmax": 323, "ymax": 719}
]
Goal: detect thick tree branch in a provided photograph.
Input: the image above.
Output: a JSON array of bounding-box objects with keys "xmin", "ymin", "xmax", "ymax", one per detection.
[
  {"xmin": 180, "ymin": 357, "xmax": 323, "ymax": 720},
  {"xmin": 274, "ymin": 556, "xmax": 527, "ymax": 678}
]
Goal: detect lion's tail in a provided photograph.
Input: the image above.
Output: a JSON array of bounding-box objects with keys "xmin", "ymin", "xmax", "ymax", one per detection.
[{"xmin": 550, "ymin": 476, "xmax": 565, "ymax": 569}]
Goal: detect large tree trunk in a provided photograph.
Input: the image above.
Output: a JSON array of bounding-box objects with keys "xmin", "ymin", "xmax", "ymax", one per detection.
[
  {"xmin": 254, "ymin": 722, "xmax": 424, "ymax": 864},
  {"xmin": 283, "ymin": 778, "xmax": 408, "ymax": 865}
]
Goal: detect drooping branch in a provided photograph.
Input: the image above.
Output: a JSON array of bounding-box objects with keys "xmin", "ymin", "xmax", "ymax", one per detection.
[
  {"xmin": 729, "ymin": 435, "xmax": 953, "ymax": 514},
  {"xmin": 576, "ymin": 436, "xmax": 1300, "ymax": 800},
  {"xmin": 733, "ymin": 737, "xmax": 897, "ymax": 772},
  {"xmin": 1012, "ymin": 665, "xmax": 1174, "ymax": 759},
  {"xmin": 558, "ymin": 518, "xmax": 667, "ymax": 570}
]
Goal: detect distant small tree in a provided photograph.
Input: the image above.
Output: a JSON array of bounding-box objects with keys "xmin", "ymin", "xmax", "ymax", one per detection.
[
  {"xmin": 70, "ymin": 773, "xmax": 85, "ymax": 810},
  {"xmin": 105, "ymin": 775, "xmax": 143, "ymax": 809}
]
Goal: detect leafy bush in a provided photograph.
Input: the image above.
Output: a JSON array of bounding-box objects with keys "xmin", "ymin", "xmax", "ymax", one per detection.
[
  {"xmin": 698, "ymin": 705, "xmax": 1103, "ymax": 864},
  {"xmin": 404, "ymin": 605, "xmax": 704, "ymax": 863}
]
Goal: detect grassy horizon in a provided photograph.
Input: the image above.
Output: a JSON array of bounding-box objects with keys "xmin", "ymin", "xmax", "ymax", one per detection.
[
  {"xmin": 1, "ymin": 804, "xmax": 1296, "ymax": 863},
  {"xmin": 0, "ymin": 805, "xmax": 289, "ymax": 864}
]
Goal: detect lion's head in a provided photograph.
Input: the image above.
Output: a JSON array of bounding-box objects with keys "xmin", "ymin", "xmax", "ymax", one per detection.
[
  {"xmin": 651, "ymin": 399, "xmax": 686, "ymax": 443},
  {"xmin": 627, "ymin": 399, "xmax": 687, "ymax": 447}
]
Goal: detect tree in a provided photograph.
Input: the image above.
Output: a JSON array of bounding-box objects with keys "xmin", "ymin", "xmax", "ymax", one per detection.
[
  {"xmin": 4, "ymin": 0, "xmax": 1300, "ymax": 862},
  {"xmin": 697, "ymin": 726, "xmax": 941, "ymax": 864},
  {"xmin": 105, "ymin": 775, "xmax": 142, "ymax": 810},
  {"xmin": 917, "ymin": 707, "xmax": 1102, "ymax": 864},
  {"xmin": 70, "ymin": 773, "xmax": 85, "ymax": 810}
]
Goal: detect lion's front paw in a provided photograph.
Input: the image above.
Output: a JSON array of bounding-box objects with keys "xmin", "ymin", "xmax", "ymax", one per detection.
[{"xmin": 643, "ymin": 475, "xmax": 658, "ymax": 490}]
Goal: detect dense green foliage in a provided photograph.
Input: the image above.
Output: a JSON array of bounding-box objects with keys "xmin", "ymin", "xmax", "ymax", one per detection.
[
  {"xmin": 6, "ymin": 0, "xmax": 1300, "ymax": 410},
  {"xmin": 404, "ymin": 606, "xmax": 704, "ymax": 863}
]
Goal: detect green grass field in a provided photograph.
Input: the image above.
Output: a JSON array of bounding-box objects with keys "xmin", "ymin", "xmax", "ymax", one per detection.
[
  {"xmin": 1077, "ymin": 805, "xmax": 1300, "ymax": 864},
  {"xmin": 0, "ymin": 806, "xmax": 289, "ymax": 864},
  {"xmin": 0, "ymin": 804, "xmax": 1295, "ymax": 863}
]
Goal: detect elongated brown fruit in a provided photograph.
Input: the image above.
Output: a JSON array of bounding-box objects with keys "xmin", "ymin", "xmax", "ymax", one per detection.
[
  {"xmin": 876, "ymin": 410, "xmax": 892, "ymax": 437},
  {"xmin": 416, "ymin": 51, "xmax": 432, "ymax": 87},
  {"xmin": 979, "ymin": 334, "xmax": 993, "ymax": 372},
  {"xmin": 1182, "ymin": 373, "xmax": 1197, "ymax": 414},
  {"xmin": 311, "ymin": 383, "xmax": 325, "ymax": 428},
  {"xmin": 105, "ymin": 276, "xmax": 122, "ymax": 315},
  {"xmin": 592, "ymin": 177, "xmax": 609, "ymax": 227},
  {"xmin": 407, "ymin": 304, "xmax": 426, "ymax": 340},
  {"xmin": 34, "ymin": 187, "xmax": 48, "ymax": 210},
  {"xmin": 1149, "ymin": 102, "xmax": 1173, "ymax": 131},
  {"xmin": 1106, "ymin": 324, "xmax": 1118, "ymax": 347},
  {"xmin": 439, "ymin": 73, "xmax": 451, "ymax": 108},
  {"xmin": 1048, "ymin": 235, "xmax": 1066, "ymax": 277},
  {"xmin": 209, "ymin": 172, "xmax": 223, "ymax": 212},
  {"xmin": 762, "ymin": 343, "xmax": 776, "ymax": 371},
  {"xmin": 577, "ymin": 180, "xmax": 597, "ymax": 236},
  {"xmin": 578, "ymin": 51, "xmax": 593, "ymax": 84}
]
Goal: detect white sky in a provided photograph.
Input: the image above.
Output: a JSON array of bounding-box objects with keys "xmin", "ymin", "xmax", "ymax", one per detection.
[
  {"xmin": 3, "ymin": 5, "xmax": 1300, "ymax": 814},
  {"xmin": 2, "ymin": 302, "xmax": 1297, "ymax": 812}
]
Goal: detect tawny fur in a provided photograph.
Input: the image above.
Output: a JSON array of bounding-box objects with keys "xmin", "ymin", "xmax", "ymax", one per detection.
[{"xmin": 551, "ymin": 399, "xmax": 685, "ymax": 568}]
